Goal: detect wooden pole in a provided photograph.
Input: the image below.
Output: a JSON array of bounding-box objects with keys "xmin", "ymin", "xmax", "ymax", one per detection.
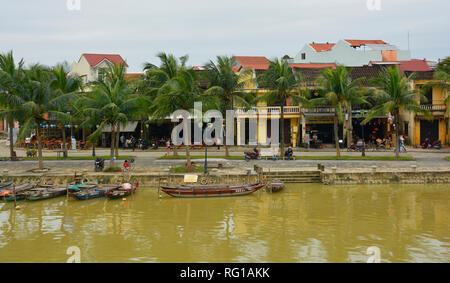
[{"xmin": 13, "ymin": 185, "xmax": 16, "ymax": 207}]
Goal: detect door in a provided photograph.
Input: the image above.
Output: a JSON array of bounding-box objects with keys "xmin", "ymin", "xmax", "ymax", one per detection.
[{"xmin": 420, "ymin": 119, "xmax": 439, "ymax": 143}]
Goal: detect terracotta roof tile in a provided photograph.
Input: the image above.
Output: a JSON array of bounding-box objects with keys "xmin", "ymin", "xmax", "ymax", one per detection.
[
  {"xmin": 399, "ymin": 59, "xmax": 432, "ymax": 72},
  {"xmin": 81, "ymin": 53, "xmax": 128, "ymax": 67},
  {"xmin": 290, "ymin": 63, "xmax": 336, "ymax": 69},
  {"xmin": 309, "ymin": 43, "xmax": 336, "ymax": 52},
  {"xmin": 345, "ymin": 39, "xmax": 387, "ymax": 47},
  {"xmin": 233, "ymin": 56, "xmax": 269, "ymax": 70}
]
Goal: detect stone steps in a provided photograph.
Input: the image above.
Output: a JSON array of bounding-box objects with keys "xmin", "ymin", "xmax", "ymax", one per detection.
[{"xmin": 264, "ymin": 171, "xmax": 322, "ymax": 183}]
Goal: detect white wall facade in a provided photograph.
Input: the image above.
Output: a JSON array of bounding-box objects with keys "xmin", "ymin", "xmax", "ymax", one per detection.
[{"xmin": 293, "ymin": 40, "xmax": 411, "ymax": 67}]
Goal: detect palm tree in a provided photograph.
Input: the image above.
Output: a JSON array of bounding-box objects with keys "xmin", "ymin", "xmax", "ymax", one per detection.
[
  {"xmin": 77, "ymin": 63, "xmax": 142, "ymax": 168},
  {"xmin": 143, "ymin": 53, "xmax": 193, "ymax": 156},
  {"xmin": 50, "ymin": 65, "xmax": 82, "ymax": 157},
  {"xmin": 310, "ymin": 66, "xmax": 366, "ymax": 157},
  {"xmin": 150, "ymin": 58, "xmax": 219, "ymax": 172},
  {"xmin": 363, "ymin": 66, "xmax": 430, "ymax": 157},
  {"xmin": 203, "ymin": 56, "xmax": 254, "ymax": 156},
  {"xmin": 257, "ymin": 58, "xmax": 308, "ymax": 155},
  {"xmin": 18, "ymin": 64, "xmax": 71, "ymax": 170},
  {"xmin": 0, "ymin": 51, "xmax": 26, "ymax": 160}
]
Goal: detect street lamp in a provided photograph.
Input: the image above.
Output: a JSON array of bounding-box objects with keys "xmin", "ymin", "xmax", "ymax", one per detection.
[
  {"xmin": 204, "ymin": 122, "xmax": 213, "ymax": 174},
  {"xmin": 361, "ymin": 120, "xmax": 366, "ymax": 157}
]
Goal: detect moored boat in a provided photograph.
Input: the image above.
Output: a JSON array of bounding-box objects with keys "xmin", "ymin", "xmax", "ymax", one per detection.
[
  {"xmin": 68, "ymin": 182, "xmax": 99, "ymax": 193},
  {"xmin": 0, "ymin": 180, "xmax": 14, "ymax": 189},
  {"xmin": 266, "ymin": 179, "xmax": 285, "ymax": 192},
  {"xmin": 72, "ymin": 184, "xmax": 121, "ymax": 200},
  {"xmin": 1, "ymin": 183, "xmax": 38, "ymax": 201},
  {"xmin": 161, "ymin": 182, "xmax": 265, "ymax": 198},
  {"xmin": 25, "ymin": 186, "xmax": 67, "ymax": 201},
  {"xmin": 105, "ymin": 183, "xmax": 138, "ymax": 199}
]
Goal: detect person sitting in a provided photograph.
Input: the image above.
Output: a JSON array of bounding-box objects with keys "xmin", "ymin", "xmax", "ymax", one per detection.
[
  {"xmin": 285, "ymin": 147, "xmax": 293, "ymax": 160},
  {"xmin": 122, "ymin": 160, "xmax": 130, "ymax": 173}
]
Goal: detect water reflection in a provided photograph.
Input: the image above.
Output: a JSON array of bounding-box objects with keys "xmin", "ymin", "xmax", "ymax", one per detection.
[{"xmin": 0, "ymin": 184, "xmax": 448, "ymax": 263}]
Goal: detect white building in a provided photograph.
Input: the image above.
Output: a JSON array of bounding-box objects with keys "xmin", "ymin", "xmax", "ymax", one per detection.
[
  {"xmin": 70, "ymin": 53, "xmax": 128, "ymax": 84},
  {"xmin": 293, "ymin": 39, "xmax": 411, "ymax": 67}
]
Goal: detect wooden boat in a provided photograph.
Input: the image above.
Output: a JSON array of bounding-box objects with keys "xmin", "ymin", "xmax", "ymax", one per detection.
[
  {"xmin": 161, "ymin": 182, "xmax": 266, "ymax": 198},
  {"xmin": 71, "ymin": 184, "xmax": 121, "ymax": 200},
  {"xmin": 25, "ymin": 186, "xmax": 67, "ymax": 201},
  {"xmin": 266, "ymin": 179, "xmax": 285, "ymax": 192},
  {"xmin": 1, "ymin": 183, "xmax": 38, "ymax": 201},
  {"xmin": 68, "ymin": 182, "xmax": 99, "ymax": 193},
  {"xmin": 105, "ymin": 183, "xmax": 138, "ymax": 199},
  {"xmin": 0, "ymin": 180, "xmax": 13, "ymax": 189}
]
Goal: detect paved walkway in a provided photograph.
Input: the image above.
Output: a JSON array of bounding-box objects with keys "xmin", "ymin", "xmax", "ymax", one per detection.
[{"xmin": 1, "ymin": 140, "xmax": 449, "ymax": 174}]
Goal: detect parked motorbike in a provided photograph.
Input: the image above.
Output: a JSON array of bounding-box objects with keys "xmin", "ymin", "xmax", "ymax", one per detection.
[
  {"xmin": 94, "ymin": 158, "xmax": 105, "ymax": 172},
  {"xmin": 429, "ymin": 140, "xmax": 442, "ymax": 149},
  {"xmin": 421, "ymin": 138, "xmax": 430, "ymax": 149},
  {"xmin": 244, "ymin": 149, "xmax": 261, "ymax": 161}
]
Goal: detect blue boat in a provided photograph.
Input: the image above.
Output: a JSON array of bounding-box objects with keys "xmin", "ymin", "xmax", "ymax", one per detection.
[{"xmin": 71, "ymin": 184, "xmax": 120, "ymax": 200}]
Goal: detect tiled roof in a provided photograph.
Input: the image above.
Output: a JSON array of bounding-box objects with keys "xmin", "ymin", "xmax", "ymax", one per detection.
[
  {"xmin": 81, "ymin": 53, "xmax": 128, "ymax": 67},
  {"xmin": 370, "ymin": 59, "xmax": 432, "ymax": 72},
  {"xmin": 345, "ymin": 39, "xmax": 387, "ymax": 47},
  {"xmin": 233, "ymin": 56, "xmax": 270, "ymax": 70},
  {"xmin": 399, "ymin": 59, "xmax": 432, "ymax": 72},
  {"xmin": 292, "ymin": 65, "xmax": 384, "ymax": 86},
  {"xmin": 290, "ymin": 63, "xmax": 336, "ymax": 69},
  {"xmin": 309, "ymin": 43, "xmax": 336, "ymax": 52}
]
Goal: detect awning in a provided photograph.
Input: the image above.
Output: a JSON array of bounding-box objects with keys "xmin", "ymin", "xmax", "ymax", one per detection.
[{"xmin": 102, "ymin": 121, "xmax": 138, "ymax": 133}]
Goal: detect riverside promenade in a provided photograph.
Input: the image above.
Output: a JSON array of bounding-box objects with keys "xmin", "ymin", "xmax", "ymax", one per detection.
[{"xmin": 1, "ymin": 140, "xmax": 449, "ymax": 175}]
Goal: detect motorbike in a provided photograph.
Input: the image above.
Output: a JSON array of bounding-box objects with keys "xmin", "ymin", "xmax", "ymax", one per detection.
[
  {"xmin": 429, "ymin": 140, "xmax": 441, "ymax": 149},
  {"xmin": 421, "ymin": 138, "xmax": 430, "ymax": 149},
  {"xmin": 94, "ymin": 158, "xmax": 105, "ymax": 172},
  {"xmin": 244, "ymin": 150, "xmax": 261, "ymax": 161}
]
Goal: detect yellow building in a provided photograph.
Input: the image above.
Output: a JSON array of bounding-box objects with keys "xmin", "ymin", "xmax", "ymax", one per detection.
[{"xmin": 409, "ymin": 77, "xmax": 448, "ymax": 145}]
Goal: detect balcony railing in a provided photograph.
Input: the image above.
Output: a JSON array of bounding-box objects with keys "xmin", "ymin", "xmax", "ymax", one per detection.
[
  {"xmin": 420, "ymin": 104, "xmax": 447, "ymax": 111},
  {"xmin": 235, "ymin": 106, "xmax": 300, "ymax": 115},
  {"xmin": 235, "ymin": 106, "xmax": 375, "ymax": 116}
]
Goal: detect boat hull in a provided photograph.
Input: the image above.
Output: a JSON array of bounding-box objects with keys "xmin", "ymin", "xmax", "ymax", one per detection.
[
  {"xmin": 161, "ymin": 183, "xmax": 265, "ymax": 198},
  {"xmin": 72, "ymin": 189, "xmax": 106, "ymax": 200},
  {"xmin": 105, "ymin": 183, "xmax": 138, "ymax": 199}
]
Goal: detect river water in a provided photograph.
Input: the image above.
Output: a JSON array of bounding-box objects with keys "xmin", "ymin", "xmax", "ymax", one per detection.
[{"xmin": 0, "ymin": 184, "xmax": 448, "ymax": 263}]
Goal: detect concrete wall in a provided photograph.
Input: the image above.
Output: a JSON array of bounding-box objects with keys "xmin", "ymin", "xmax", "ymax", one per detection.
[
  {"xmin": 294, "ymin": 40, "xmax": 411, "ymax": 67},
  {"xmin": 322, "ymin": 170, "xmax": 450, "ymax": 185}
]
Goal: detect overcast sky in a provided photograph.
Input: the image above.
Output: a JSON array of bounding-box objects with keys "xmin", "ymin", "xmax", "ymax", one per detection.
[{"xmin": 1, "ymin": 0, "xmax": 449, "ymax": 72}]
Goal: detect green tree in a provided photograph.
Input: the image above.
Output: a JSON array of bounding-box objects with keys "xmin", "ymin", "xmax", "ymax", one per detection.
[
  {"xmin": 18, "ymin": 64, "xmax": 71, "ymax": 170},
  {"xmin": 257, "ymin": 58, "xmax": 309, "ymax": 155},
  {"xmin": 203, "ymin": 56, "xmax": 254, "ymax": 156},
  {"xmin": 0, "ymin": 51, "xmax": 26, "ymax": 160},
  {"xmin": 50, "ymin": 65, "xmax": 82, "ymax": 157},
  {"xmin": 363, "ymin": 66, "xmax": 430, "ymax": 157},
  {"xmin": 310, "ymin": 66, "xmax": 366, "ymax": 157},
  {"xmin": 77, "ymin": 63, "xmax": 142, "ymax": 168},
  {"xmin": 143, "ymin": 53, "xmax": 193, "ymax": 156},
  {"xmin": 150, "ymin": 56, "xmax": 219, "ymax": 171}
]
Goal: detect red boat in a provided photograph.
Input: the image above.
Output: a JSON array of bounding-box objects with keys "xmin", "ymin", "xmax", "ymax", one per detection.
[
  {"xmin": 160, "ymin": 182, "xmax": 265, "ymax": 198},
  {"xmin": 105, "ymin": 182, "xmax": 139, "ymax": 199}
]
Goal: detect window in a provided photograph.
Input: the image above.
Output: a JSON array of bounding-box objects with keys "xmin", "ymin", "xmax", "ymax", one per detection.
[
  {"xmin": 301, "ymin": 53, "xmax": 306, "ymax": 60},
  {"xmin": 404, "ymin": 122, "xmax": 409, "ymax": 136}
]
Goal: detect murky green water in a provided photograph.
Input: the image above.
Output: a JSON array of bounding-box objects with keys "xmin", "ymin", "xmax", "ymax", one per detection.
[{"xmin": 0, "ymin": 184, "xmax": 448, "ymax": 263}]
